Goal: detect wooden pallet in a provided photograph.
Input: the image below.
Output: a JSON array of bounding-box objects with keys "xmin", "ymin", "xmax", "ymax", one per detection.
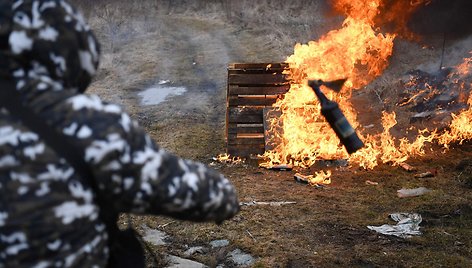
[{"xmin": 226, "ymin": 63, "xmax": 290, "ymax": 157}]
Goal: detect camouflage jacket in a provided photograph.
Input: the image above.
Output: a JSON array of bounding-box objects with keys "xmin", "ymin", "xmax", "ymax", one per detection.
[{"xmin": 0, "ymin": 1, "xmax": 239, "ymax": 267}]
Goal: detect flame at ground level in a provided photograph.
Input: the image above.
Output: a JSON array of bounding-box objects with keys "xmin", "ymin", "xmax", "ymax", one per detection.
[{"xmin": 351, "ymin": 86, "xmax": 472, "ymax": 170}]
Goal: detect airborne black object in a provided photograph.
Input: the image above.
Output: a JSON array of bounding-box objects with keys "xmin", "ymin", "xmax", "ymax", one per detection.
[{"xmin": 308, "ymin": 79, "xmax": 365, "ymax": 154}]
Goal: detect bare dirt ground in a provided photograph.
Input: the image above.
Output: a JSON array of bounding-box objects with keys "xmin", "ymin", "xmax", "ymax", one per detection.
[{"xmin": 72, "ymin": 1, "xmax": 472, "ymax": 267}]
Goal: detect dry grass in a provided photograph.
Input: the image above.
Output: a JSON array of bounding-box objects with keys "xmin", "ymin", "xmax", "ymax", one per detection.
[
  {"xmin": 132, "ymin": 144, "xmax": 472, "ymax": 267},
  {"xmin": 71, "ymin": 0, "xmax": 344, "ymax": 56}
]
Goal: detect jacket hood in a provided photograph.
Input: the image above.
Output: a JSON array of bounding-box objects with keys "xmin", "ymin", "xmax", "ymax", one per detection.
[{"xmin": 0, "ymin": 0, "xmax": 100, "ymax": 93}]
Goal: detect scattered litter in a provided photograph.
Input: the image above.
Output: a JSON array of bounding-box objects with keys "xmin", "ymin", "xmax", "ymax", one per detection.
[
  {"xmin": 294, "ymin": 173, "xmax": 310, "ymax": 184},
  {"xmin": 228, "ymin": 249, "xmax": 255, "ymax": 267},
  {"xmin": 239, "ymin": 201, "xmax": 297, "ymax": 207},
  {"xmin": 414, "ymin": 170, "xmax": 437, "ymax": 178},
  {"xmin": 397, "ymin": 187, "xmax": 431, "ymax": 198},
  {"xmin": 365, "ymin": 180, "xmax": 379, "ymax": 185},
  {"xmin": 312, "ymin": 183, "xmax": 326, "ymax": 189},
  {"xmin": 141, "ymin": 225, "xmax": 168, "ymax": 246},
  {"xmin": 263, "ymin": 164, "xmax": 293, "ymax": 171},
  {"xmin": 210, "ymin": 239, "xmax": 229, "ymax": 248},
  {"xmin": 367, "ymin": 213, "xmax": 422, "ymax": 238},
  {"xmin": 158, "ymin": 80, "xmax": 170, "ymax": 85},
  {"xmin": 399, "ymin": 162, "xmax": 417, "ymax": 172}
]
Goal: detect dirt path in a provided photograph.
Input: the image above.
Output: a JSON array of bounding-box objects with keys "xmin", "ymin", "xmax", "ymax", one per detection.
[{"xmin": 89, "ymin": 16, "xmax": 283, "ymax": 160}]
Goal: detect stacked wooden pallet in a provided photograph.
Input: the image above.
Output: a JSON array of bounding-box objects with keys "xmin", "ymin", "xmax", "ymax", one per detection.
[{"xmin": 226, "ymin": 63, "xmax": 290, "ymax": 157}]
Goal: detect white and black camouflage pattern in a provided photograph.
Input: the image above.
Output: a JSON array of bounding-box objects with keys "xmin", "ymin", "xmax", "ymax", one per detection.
[{"xmin": 0, "ymin": 1, "xmax": 239, "ymax": 267}]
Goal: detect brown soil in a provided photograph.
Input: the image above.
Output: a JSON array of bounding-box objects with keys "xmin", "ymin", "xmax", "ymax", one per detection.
[{"xmin": 73, "ymin": 1, "xmax": 472, "ymax": 267}]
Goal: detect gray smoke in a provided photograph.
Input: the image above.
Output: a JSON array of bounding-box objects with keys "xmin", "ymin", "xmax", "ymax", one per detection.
[{"xmin": 408, "ymin": 0, "xmax": 472, "ymax": 39}]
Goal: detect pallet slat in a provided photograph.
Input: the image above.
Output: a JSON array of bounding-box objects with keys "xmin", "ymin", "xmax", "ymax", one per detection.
[
  {"xmin": 228, "ymin": 73, "xmax": 288, "ymax": 85},
  {"xmin": 228, "ymin": 96, "xmax": 279, "ymax": 107},
  {"xmin": 226, "ymin": 62, "xmax": 289, "ymax": 157},
  {"xmin": 227, "ymin": 123, "xmax": 264, "ymax": 134},
  {"xmin": 227, "ymin": 137, "xmax": 265, "ymax": 145},
  {"xmin": 227, "ymin": 145, "xmax": 265, "ymax": 157},
  {"xmin": 228, "ymin": 85, "xmax": 290, "ymax": 96},
  {"xmin": 227, "ymin": 135, "xmax": 264, "ymax": 142},
  {"xmin": 229, "ymin": 62, "xmax": 289, "ymax": 70},
  {"xmin": 228, "ymin": 107, "xmax": 264, "ymax": 123}
]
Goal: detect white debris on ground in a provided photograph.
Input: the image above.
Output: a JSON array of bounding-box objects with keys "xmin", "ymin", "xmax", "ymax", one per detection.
[
  {"xmin": 367, "ymin": 213, "xmax": 423, "ymax": 238},
  {"xmin": 397, "ymin": 187, "xmax": 432, "ymax": 198},
  {"xmin": 142, "ymin": 225, "xmax": 168, "ymax": 246}
]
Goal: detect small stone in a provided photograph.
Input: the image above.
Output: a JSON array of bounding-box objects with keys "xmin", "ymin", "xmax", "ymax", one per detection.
[
  {"xmin": 228, "ymin": 249, "xmax": 255, "ymax": 267},
  {"xmin": 209, "ymin": 239, "xmax": 229, "ymax": 248},
  {"xmin": 165, "ymin": 255, "xmax": 207, "ymax": 268}
]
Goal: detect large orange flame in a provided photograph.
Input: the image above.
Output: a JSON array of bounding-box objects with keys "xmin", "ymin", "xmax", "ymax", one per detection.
[
  {"xmin": 262, "ymin": 0, "xmax": 471, "ymax": 170},
  {"xmin": 438, "ymin": 99, "xmax": 472, "ymax": 147}
]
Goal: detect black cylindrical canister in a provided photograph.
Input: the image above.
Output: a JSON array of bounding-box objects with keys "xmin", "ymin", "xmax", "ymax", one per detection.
[
  {"xmin": 308, "ymin": 79, "xmax": 364, "ymax": 154},
  {"xmin": 320, "ymin": 100, "xmax": 364, "ymax": 154}
]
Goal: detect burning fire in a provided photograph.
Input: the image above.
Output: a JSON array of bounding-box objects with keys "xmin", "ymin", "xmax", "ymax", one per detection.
[
  {"xmin": 310, "ymin": 170, "xmax": 332, "ymax": 185},
  {"xmin": 213, "ymin": 153, "xmax": 245, "ymax": 165},
  {"xmin": 263, "ymin": 0, "xmax": 472, "ymax": 170},
  {"xmin": 294, "ymin": 171, "xmax": 332, "ymax": 185},
  {"xmin": 438, "ymin": 91, "xmax": 472, "ymax": 148}
]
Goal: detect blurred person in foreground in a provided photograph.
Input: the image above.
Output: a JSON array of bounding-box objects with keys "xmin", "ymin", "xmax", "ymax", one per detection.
[{"xmin": 0, "ymin": 0, "xmax": 239, "ymax": 267}]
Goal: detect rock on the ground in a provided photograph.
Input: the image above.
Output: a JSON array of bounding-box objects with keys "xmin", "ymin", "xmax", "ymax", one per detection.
[
  {"xmin": 228, "ymin": 249, "xmax": 255, "ymax": 267},
  {"xmin": 165, "ymin": 255, "xmax": 208, "ymax": 268},
  {"xmin": 209, "ymin": 239, "xmax": 229, "ymax": 248}
]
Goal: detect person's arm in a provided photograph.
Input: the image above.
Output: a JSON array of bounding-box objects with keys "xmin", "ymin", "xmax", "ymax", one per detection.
[{"xmin": 49, "ymin": 93, "xmax": 239, "ymax": 223}]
